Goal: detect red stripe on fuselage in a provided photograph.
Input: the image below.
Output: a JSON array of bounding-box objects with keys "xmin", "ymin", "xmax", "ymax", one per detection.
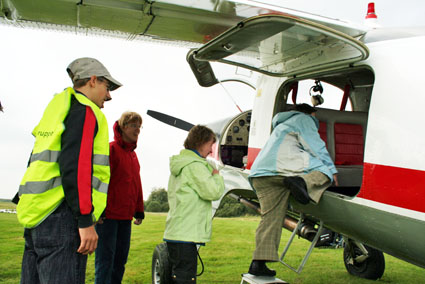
[
  {"xmin": 247, "ymin": 147, "xmax": 425, "ymax": 213},
  {"xmin": 247, "ymin": 147, "xmax": 261, "ymax": 170},
  {"xmin": 358, "ymin": 162, "xmax": 425, "ymax": 213}
]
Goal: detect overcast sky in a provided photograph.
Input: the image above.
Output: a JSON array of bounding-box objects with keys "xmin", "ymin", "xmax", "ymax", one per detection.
[{"xmin": 1, "ymin": 0, "xmax": 425, "ymax": 200}]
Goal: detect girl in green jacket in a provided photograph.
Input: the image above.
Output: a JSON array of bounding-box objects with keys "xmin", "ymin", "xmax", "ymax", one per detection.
[{"xmin": 163, "ymin": 125, "xmax": 225, "ymax": 284}]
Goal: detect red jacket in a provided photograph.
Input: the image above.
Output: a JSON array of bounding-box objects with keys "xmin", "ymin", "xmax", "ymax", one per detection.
[{"xmin": 104, "ymin": 121, "xmax": 144, "ymax": 220}]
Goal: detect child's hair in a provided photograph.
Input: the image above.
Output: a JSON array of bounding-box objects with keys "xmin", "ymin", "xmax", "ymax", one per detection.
[
  {"xmin": 293, "ymin": 103, "xmax": 317, "ymax": 115},
  {"xmin": 184, "ymin": 125, "xmax": 216, "ymax": 150}
]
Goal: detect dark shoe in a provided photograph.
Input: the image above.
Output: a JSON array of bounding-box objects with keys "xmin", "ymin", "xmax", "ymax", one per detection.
[
  {"xmin": 248, "ymin": 260, "xmax": 276, "ymax": 277},
  {"xmin": 283, "ymin": 176, "xmax": 310, "ymax": 204}
]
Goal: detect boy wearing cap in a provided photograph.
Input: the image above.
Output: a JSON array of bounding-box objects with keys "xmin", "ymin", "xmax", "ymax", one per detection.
[{"xmin": 17, "ymin": 57, "xmax": 122, "ymax": 283}]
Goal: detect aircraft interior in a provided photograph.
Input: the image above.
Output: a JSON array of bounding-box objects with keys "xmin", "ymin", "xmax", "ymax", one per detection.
[
  {"xmin": 218, "ymin": 66, "xmax": 374, "ymax": 198},
  {"xmin": 276, "ymin": 67, "xmax": 375, "ymax": 197}
]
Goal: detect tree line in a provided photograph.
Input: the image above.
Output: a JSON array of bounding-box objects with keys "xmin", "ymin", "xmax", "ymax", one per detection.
[{"xmin": 144, "ymin": 188, "xmax": 257, "ymax": 217}]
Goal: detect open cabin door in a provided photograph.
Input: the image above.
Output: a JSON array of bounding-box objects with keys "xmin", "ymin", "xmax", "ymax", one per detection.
[
  {"xmin": 193, "ymin": 14, "xmax": 369, "ymax": 77},
  {"xmin": 191, "ymin": 14, "xmax": 372, "ymax": 189}
]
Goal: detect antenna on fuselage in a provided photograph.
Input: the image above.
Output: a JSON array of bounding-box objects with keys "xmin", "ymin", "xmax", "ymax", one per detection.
[{"xmin": 218, "ymin": 80, "xmax": 243, "ymax": 113}]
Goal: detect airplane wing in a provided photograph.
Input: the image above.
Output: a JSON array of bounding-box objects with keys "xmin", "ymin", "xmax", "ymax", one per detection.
[{"xmin": 0, "ymin": 0, "xmax": 368, "ymax": 47}]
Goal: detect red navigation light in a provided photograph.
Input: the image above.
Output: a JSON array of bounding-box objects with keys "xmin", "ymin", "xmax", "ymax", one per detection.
[{"xmin": 366, "ymin": 2, "xmax": 378, "ymax": 19}]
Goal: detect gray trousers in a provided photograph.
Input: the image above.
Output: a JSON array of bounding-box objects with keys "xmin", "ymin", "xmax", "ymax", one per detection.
[{"xmin": 252, "ymin": 171, "xmax": 331, "ymax": 261}]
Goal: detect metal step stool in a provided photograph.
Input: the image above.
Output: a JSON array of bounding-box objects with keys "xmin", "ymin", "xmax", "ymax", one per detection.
[
  {"xmin": 280, "ymin": 214, "xmax": 324, "ymax": 274},
  {"xmin": 240, "ymin": 273, "xmax": 288, "ymax": 284}
]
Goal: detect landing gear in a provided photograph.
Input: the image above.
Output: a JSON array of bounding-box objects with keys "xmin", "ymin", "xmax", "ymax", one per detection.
[
  {"xmin": 152, "ymin": 242, "xmax": 172, "ymax": 284},
  {"xmin": 343, "ymin": 239, "xmax": 385, "ymax": 280}
]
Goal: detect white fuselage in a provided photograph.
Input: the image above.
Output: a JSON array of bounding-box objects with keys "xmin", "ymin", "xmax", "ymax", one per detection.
[{"xmin": 242, "ymin": 31, "xmax": 425, "ymax": 268}]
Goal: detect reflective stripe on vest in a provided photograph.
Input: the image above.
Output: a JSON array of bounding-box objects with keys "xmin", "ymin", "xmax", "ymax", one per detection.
[
  {"xmin": 93, "ymin": 154, "xmax": 110, "ymax": 166},
  {"xmin": 30, "ymin": 150, "xmax": 109, "ymax": 166},
  {"xmin": 30, "ymin": 150, "xmax": 60, "ymax": 163},
  {"xmin": 19, "ymin": 176, "xmax": 108, "ymax": 195},
  {"xmin": 92, "ymin": 176, "xmax": 108, "ymax": 194},
  {"xmin": 19, "ymin": 177, "xmax": 62, "ymax": 195}
]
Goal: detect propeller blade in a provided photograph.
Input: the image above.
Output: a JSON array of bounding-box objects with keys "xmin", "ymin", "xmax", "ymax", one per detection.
[{"xmin": 147, "ymin": 110, "xmax": 195, "ymax": 132}]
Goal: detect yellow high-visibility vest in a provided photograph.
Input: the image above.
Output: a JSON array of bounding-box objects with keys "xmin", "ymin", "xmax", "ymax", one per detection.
[{"xmin": 17, "ymin": 87, "xmax": 110, "ymax": 228}]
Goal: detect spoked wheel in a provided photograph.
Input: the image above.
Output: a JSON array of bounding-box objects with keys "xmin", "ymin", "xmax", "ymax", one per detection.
[
  {"xmin": 152, "ymin": 242, "xmax": 172, "ymax": 284},
  {"xmin": 343, "ymin": 239, "xmax": 385, "ymax": 280}
]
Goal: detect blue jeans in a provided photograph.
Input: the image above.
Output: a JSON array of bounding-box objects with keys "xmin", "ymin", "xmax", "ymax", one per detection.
[
  {"xmin": 20, "ymin": 201, "xmax": 87, "ymax": 284},
  {"xmin": 95, "ymin": 219, "xmax": 132, "ymax": 284}
]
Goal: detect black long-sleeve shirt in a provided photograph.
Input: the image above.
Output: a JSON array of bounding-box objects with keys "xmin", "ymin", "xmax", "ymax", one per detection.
[{"xmin": 58, "ymin": 93, "xmax": 98, "ymax": 228}]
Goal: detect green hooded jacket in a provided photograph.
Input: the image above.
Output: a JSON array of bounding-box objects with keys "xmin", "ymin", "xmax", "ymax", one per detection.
[{"xmin": 163, "ymin": 149, "xmax": 224, "ymax": 243}]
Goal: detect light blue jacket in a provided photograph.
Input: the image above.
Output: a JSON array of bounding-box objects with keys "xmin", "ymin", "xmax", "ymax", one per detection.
[
  {"xmin": 164, "ymin": 149, "xmax": 224, "ymax": 243},
  {"xmin": 249, "ymin": 111, "xmax": 337, "ymax": 182}
]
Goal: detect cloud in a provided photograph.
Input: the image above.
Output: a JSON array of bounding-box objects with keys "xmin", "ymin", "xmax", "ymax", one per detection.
[
  {"xmin": 3, "ymin": 0, "xmax": 425, "ymax": 199},
  {"xmin": 0, "ymin": 25, "xmax": 254, "ymax": 199}
]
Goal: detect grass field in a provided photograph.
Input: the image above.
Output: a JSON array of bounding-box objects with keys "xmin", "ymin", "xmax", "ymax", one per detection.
[{"xmin": 1, "ymin": 201, "xmax": 424, "ymax": 283}]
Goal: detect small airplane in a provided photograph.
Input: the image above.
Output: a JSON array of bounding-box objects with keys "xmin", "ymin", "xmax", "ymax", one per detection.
[{"xmin": 2, "ymin": 0, "xmax": 425, "ymax": 282}]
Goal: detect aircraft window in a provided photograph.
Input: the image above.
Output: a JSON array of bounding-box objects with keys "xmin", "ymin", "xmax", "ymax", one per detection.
[{"xmin": 292, "ymin": 80, "xmax": 352, "ymax": 111}]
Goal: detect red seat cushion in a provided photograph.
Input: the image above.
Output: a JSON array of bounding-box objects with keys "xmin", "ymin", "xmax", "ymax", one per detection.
[
  {"xmin": 318, "ymin": 121, "xmax": 327, "ymax": 146},
  {"xmin": 334, "ymin": 123, "xmax": 364, "ymax": 165}
]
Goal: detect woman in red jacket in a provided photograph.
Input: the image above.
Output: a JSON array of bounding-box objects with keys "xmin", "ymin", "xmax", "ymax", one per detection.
[{"xmin": 95, "ymin": 111, "xmax": 144, "ymax": 284}]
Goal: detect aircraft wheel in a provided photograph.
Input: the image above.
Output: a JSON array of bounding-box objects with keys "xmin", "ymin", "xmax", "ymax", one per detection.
[
  {"xmin": 343, "ymin": 240, "xmax": 385, "ymax": 280},
  {"xmin": 152, "ymin": 242, "xmax": 172, "ymax": 284}
]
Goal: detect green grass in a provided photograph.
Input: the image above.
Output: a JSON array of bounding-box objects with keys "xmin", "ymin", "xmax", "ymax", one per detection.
[
  {"xmin": 0, "ymin": 200, "xmax": 16, "ymax": 210},
  {"xmin": 0, "ymin": 204, "xmax": 424, "ymax": 283}
]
